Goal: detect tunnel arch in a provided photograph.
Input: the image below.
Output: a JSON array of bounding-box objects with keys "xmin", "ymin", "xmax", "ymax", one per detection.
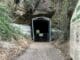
[{"xmin": 32, "ymin": 17, "xmax": 51, "ymax": 42}]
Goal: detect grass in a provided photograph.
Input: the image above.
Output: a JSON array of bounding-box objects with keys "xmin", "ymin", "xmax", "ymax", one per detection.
[{"xmin": 0, "ymin": 3, "xmax": 23, "ymax": 41}]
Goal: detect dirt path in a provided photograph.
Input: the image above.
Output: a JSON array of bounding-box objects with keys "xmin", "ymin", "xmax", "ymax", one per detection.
[{"xmin": 15, "ymin": 42, "xmax": 64, "ymax": 60}]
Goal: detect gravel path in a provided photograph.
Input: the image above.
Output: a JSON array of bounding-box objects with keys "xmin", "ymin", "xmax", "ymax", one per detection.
[{"xmin": 16, "ymin": 42, "xmax": 64, "ymax": 60}]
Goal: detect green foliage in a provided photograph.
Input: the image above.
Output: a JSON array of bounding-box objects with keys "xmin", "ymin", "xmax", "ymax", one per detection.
[{"xmin": 0, "ymin": 3, "xmax": 22, "ymax": 41}]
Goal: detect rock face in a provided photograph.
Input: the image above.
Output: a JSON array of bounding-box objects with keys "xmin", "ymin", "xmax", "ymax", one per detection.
[
  {"xmin": 52, "ymin": 0, "xmax": 78, "ymax": 40},
  {"xmin": 1, "ymin": 0, "xmax": 53, "ymax": 21},
  {"xmin": 0, "ymin": 0, "xmax": 54, "ymax": 24},
  {"xmin": 32, "ymin": 0, "xmax": 54, "ymax": 15},
  {"xmin": 70, "ymin": 0, "xmax": 80, "ymax": 60}
]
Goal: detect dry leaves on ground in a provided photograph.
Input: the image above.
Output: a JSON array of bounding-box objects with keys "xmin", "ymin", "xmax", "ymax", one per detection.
[{"xmin": 0, "ymin": 38, "xmax": 30, "ymax": 60}]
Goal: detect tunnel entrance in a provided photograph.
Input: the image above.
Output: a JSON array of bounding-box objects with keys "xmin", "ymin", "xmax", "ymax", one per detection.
[{"xmin": 32, "ymin": 17, "xmax": 51, "ymax": 42}]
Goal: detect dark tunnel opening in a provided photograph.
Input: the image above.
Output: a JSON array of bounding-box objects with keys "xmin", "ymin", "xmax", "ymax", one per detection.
[{"xmin": 32, "ymin": 17, "xmax": 51, "ymax": 42}]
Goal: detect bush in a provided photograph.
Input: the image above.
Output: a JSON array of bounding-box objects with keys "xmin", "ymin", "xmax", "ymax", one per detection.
[{"xmin": 0, "ymin": 3, "xmax": 22, "ymax": 41}]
